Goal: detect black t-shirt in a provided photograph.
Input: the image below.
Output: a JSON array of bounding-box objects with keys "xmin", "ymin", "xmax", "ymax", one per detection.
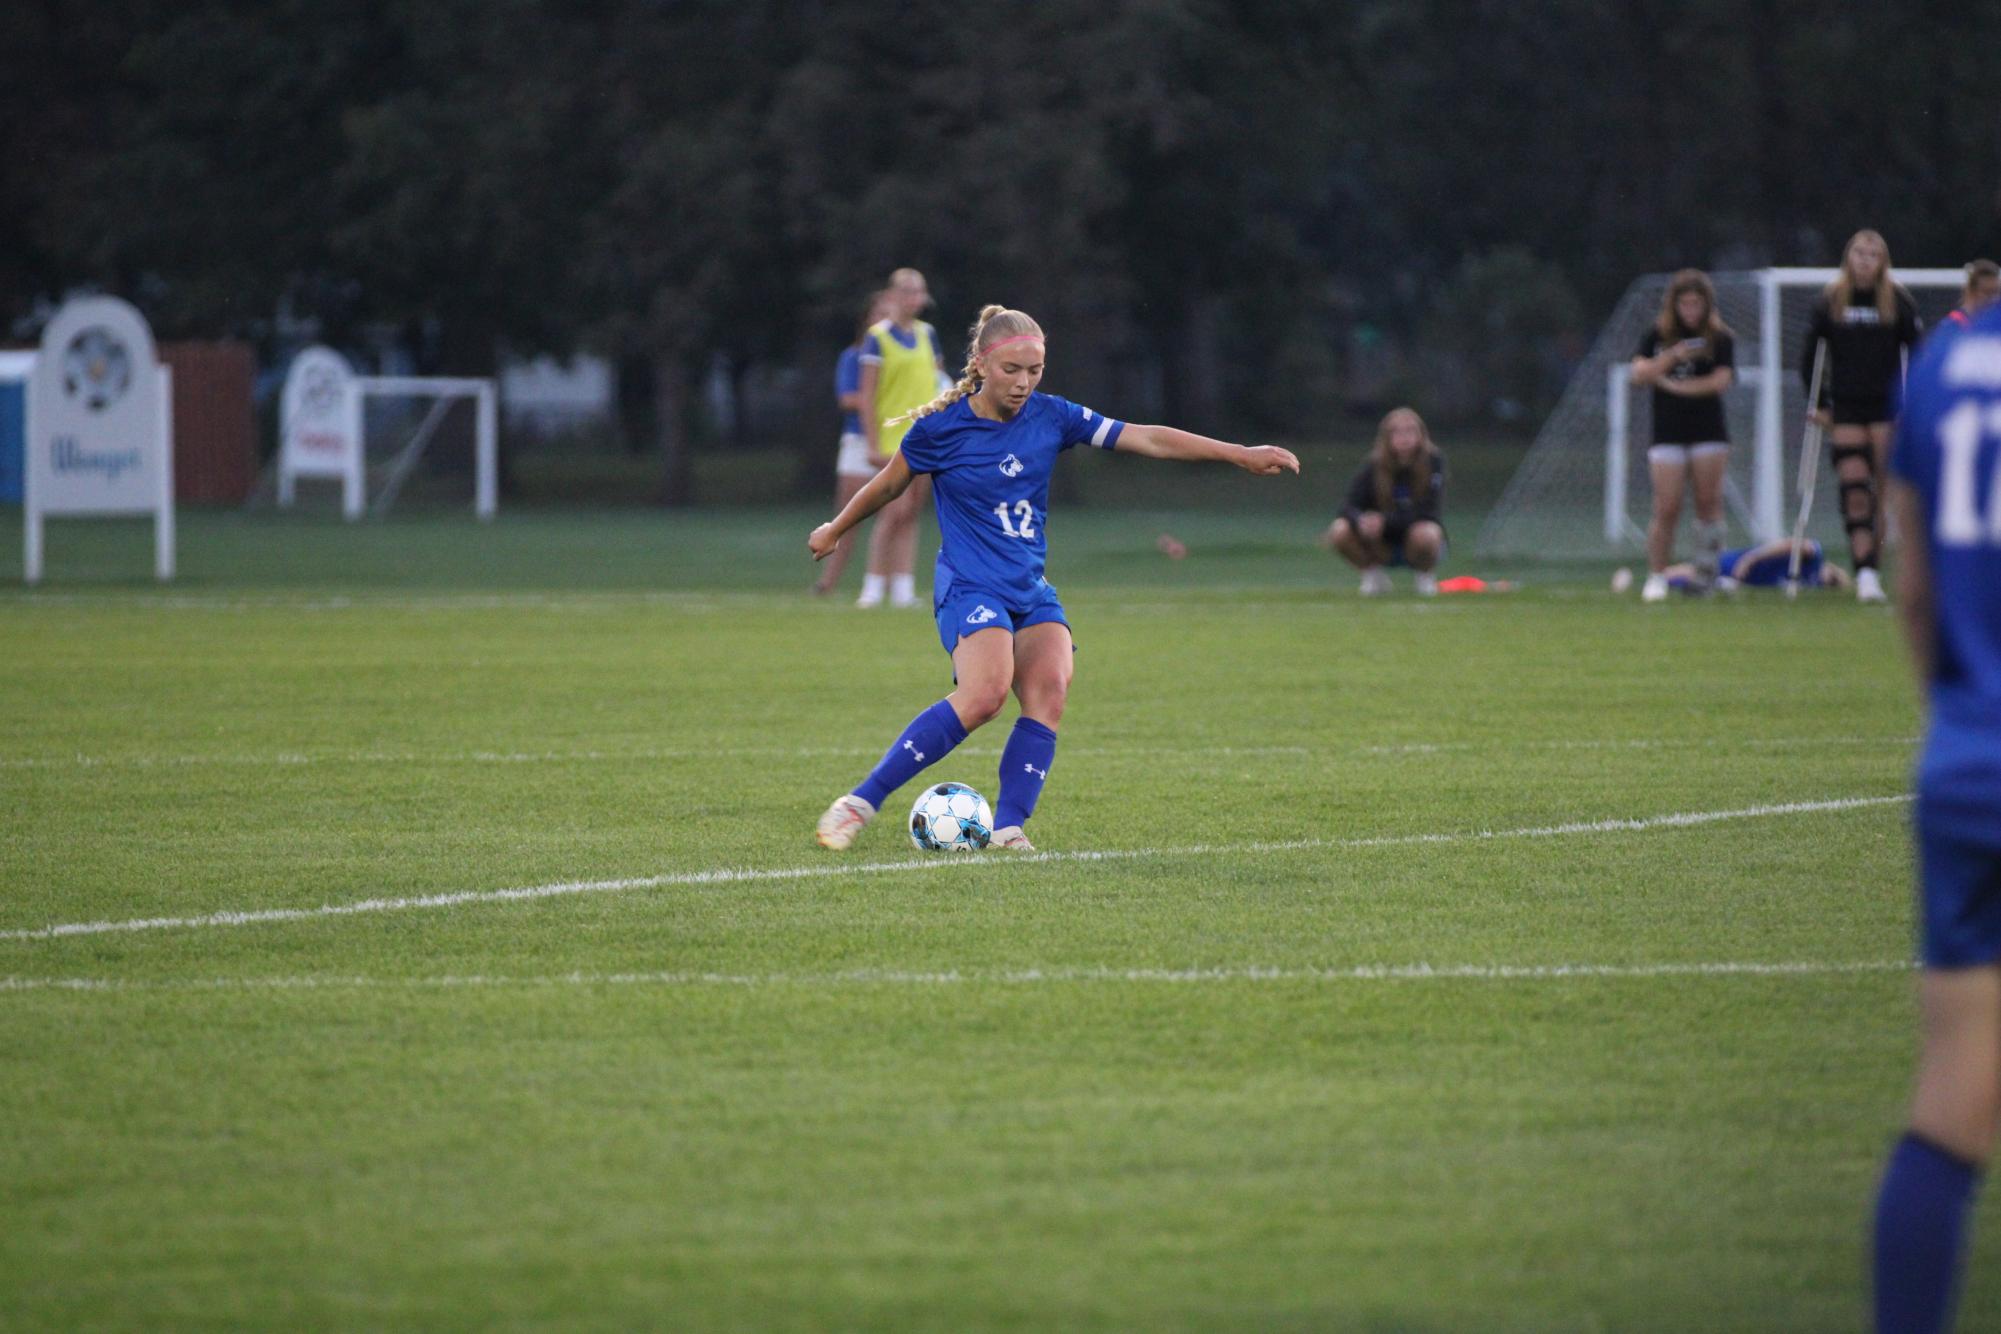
[
  {"xmin": 1342, "ymin": 454, "xmax": 1445, "ymax": 528},
  {"xmin": 1636, "ymin": 327, "xmax": 1734, "ymax": 445},
  {"xmin": 1801, "ymin": 287, "xmax": 1922, "ymax": 408}
]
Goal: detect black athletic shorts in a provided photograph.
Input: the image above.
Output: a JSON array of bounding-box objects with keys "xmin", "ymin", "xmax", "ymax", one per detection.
[
  {"xmin": 1379, "ymin": 514, "xmax": 1445, "ymax": 556},
  {"xmin": 1831, "ymin": 396, "xmax": 1894, "ymax": 427}
]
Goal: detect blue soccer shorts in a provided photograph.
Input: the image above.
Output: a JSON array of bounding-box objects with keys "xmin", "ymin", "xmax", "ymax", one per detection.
[
  {"xmin": 1915, "ymin": 805, "xmax": 2001, "ymax": 969},
  {"xmin": 933, "ymin": 579, "xmax": 1070, "ymax": 656}
]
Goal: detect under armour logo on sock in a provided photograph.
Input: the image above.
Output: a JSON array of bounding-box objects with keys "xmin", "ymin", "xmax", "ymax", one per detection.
[
  {"xmin": 903, "ymin": 740, "xmax": 925, "ymax": 763},
  {"xmin": 1022, "ymin": 762, "xmax": 1047, "ymax": 780}
]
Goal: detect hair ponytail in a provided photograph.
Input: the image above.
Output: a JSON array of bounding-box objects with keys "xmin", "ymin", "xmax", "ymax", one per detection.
[{"xmin": 887, "ymin": 304, "xmax": 1044, "ymax": 427}]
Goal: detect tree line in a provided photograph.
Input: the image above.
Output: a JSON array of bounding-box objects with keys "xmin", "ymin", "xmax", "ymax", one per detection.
[{"xmin": 4, "ymin": 0, "xmax": 1996, "ymax": 498}]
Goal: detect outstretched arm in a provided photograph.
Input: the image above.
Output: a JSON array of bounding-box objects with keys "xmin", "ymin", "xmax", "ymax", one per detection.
[
  {"xmin": 808, "ymin": 454, "xmax": 915, "ymax": 560},
  {"xmin": 1115, "ymin": 425, "xmax": 1299, "ymax": 475}
]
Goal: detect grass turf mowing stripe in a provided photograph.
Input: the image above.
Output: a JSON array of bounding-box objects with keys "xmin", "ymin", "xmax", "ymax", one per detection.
[
  {"xmin": 0, "ymin": 734, "xmax": 1912, "ymax": 770},
  {"xmin": 0, "ymin": 960, "xmax": 1913, "ymax": 995},
  {"xmin": 0, "ymin": 794, "xmax": 1909, "ymax": 943}
]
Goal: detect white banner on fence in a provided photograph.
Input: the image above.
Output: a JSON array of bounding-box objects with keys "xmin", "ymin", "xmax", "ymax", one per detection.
[
  {"xmin": 278, "ymin": 345, "xmax": 363, "ymax": 518},
  {"xmin": 24, "ymin": 295, "xmax": 174, "ymax": 583}
]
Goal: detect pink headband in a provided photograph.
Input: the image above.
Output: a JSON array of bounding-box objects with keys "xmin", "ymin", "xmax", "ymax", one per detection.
[{"xmin": 983, "ymin": 333, "xmax": 1045, "ymax": 357}]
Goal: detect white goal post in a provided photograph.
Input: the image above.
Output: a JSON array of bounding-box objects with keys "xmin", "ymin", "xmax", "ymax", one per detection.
[{"xmin": 1477, "ymin": 267, "xmax": 1971, "ymax": 560}]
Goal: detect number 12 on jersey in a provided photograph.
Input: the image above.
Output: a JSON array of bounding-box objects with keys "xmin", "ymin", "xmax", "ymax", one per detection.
[
  {"xmin": 993, "ymin": 500, "xmax": 1037, "ymax": 539},
  {"xmin": 1937, "ymin": 401, "xmax": 2001, "ymax": 546}
]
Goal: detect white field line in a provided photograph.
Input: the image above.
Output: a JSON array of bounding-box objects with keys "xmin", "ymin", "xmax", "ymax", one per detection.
[
  {"xmin": 0, "ymin": 959, "xmax": 1912, "ymax": 996},
  {"xmin": 0, "ymin": 794, "xmax": 1909, "ymax": 944},
  {"xmin": 0, "ymin": 733, "xmax": 1915, "ymax": 772}
]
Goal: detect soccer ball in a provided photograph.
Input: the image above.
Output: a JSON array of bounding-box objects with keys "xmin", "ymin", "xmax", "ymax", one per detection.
[{"xmin": 908, "ymin": 782, "xmax": 993, "ymax": 852}]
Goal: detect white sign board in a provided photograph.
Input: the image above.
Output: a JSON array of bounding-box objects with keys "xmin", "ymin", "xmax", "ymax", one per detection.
[
  {"xmin": 279, "ymin": 345, "xmax": 363, "ymax": 518},
  {"xmin": 24, "ymin": 295, "xmax": 173, "ymax": 583}
]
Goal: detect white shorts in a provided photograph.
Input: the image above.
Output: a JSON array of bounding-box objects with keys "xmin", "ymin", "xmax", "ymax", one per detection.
[
  {"xmin": 836, "ymin": 431, "xmax": 874, "ymax": 479},
  {"xmin": 1648, "ymin": 442, "xmax": 1729, "ymax": 466}
]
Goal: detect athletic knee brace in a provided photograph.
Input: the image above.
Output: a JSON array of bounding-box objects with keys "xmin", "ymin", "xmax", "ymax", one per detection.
[{"xmin": 1832, "ymin": 444, "xmax": 1872, "ymax": 532}]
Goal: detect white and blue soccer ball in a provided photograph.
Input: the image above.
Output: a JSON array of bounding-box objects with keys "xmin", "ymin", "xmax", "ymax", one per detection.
[{"xmin": 908, "ymin": 782, "xmax": 993, "ymax": 852}]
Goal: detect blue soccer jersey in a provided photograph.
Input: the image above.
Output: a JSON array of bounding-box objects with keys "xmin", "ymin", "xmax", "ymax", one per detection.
[
  {"xmin": 898, "ymin": 393, "xmax": 1125, "ymax": 607},
  {"xmin": 1722, "ymin": 542, "xmax": 1821, "ymax": 587},
  {"xmin": 835, "ymin": 345, "xmax": 862, "ymax": 436},
  {"xmin": 1891, "ymin": 302, "xmax": 2001, "ymax": 844}
]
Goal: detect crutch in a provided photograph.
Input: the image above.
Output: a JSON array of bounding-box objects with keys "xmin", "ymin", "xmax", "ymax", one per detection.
[{"xmin": 1786, "ymin": 338, "xmax": 1829, "ymax": 599}]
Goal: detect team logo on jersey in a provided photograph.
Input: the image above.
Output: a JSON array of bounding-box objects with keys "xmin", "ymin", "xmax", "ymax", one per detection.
[
  {"xmin": 965, "ymin": 604, "xmax": 998, "ymax": 625},
  {"xmin": 999, "ymin": 453, "xmax": 1024, "ymax": 477},
  {"xmin": 61, "ymin": 328, "xmax": 132, "ymax": 412}
]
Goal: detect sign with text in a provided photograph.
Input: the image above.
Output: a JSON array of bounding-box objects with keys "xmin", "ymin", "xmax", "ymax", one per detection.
[{"xmin": 24, "ymin": 295, "xmax": 174, "ymax": 581}]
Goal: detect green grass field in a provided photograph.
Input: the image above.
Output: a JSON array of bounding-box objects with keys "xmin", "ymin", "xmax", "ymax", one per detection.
[{"xmin": 0, "ymin": 497, "xmax": 1985, "ymax": 1330}]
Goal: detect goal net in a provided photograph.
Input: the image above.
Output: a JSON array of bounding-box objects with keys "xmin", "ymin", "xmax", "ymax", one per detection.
[
  {"xmin": 275, "ymin": 348, "xmax": 497, "ymax": 521},
  {"xmin": 1474, "ymin": 268, "xmax": 1969, "ymax": 561}
]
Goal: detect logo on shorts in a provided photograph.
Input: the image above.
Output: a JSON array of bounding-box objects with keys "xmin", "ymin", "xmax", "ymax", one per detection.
[
  {"xmin": 998, "ymin": 453, "xmax": 1024, "ymax": 477},
  {"xmin": 966, "ymin": 604, "xmax": 998, "ymax": 625}
]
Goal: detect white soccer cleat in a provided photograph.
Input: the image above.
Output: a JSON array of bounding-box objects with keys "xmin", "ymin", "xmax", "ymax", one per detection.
[
  {"xmin": 990, "ymin": 826, "xmax": 1035, "ymax": 851},
  {"xmin": 1641, "ymin": 573, "xmax": 1669, "ymax": 603},
  {"xmin": 855, "ymin": 589, "xmax": 884, "ymax": 609},
  {"xmin": 1856, "ymin": 567, "xmax": 1887, "ymax": 603},
  {"xmin": 815, "ymin": 793, "xmax": 876, "ymax": 850},
  {"xmin": 889, "ymin": 594, "xmax": 922, "ymax": 610},
  {"xmin": 1413, "ymin": 572, "xmax": 1438, "ymax": 597},
  {"xmin": 1359, "ymin": 567, "xmax": 1391, "ymax": 597}
]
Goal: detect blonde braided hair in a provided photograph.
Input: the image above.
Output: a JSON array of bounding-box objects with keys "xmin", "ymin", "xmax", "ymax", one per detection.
[{"xmin": 888, "ymin": 305, "xmax": 1044, "ymax": 427}]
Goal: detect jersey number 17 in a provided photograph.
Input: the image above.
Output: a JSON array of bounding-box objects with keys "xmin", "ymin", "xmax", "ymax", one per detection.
[{"xmin": 1938, "ymin": 402, "xmax": 2001, "ymax": 546}]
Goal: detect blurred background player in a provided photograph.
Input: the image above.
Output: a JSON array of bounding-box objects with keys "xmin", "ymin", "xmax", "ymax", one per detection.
[
  {"xmin": 813, "ymin": 290, "xmax": 894, "ymax": 596},
  {"xmin": 1939, "ymin": 259, "xmax": 2000, "ymax": 334},
  {"xmin": 808, "ymin": 304, "xmax": 1299, "ymax": 852},
  {"xmin": 1320, "ymin": 406, "xmax": 1446, "ymax": 596},
  {"xmin": 1657, "ymin": 537, "xmax": 1851, "ymax": 593},
  {"xmin": 1630, "ymin": 270, "xmax": 1736, "ymax": 602},
  {"xmin": 1870, "ymin": 291, "xmax": 2001, "ymax": 1334},
  {"xmin": 855, "ymin": 268, "xmax": 948, "ymax": 609},
  {"xmin": 1802, "ymin": 229, "xmax": 1923, "ymax": 603}
]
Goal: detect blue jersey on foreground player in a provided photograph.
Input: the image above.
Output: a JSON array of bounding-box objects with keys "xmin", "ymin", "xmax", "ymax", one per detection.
[
  {"xmin": 807, "ymin": 304, "xmax": 1300, "ymax": 851},
  {"xmin": 1870, "ymin": 299, "xmax": 2001, "ymax": 1334}
]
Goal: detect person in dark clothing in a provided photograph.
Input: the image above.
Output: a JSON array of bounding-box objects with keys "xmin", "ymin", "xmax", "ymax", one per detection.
[
  {"xmin": 1320, "ymin": 406, "xmax": 1446, "ymax": 596},
  {"xmin": 1800, "ymin": 229, "xmax": 1923, "ymax": 601},
  {"xmin": 1631, "ymin": 269, "xmax": 1736, "ymax": 602},
  {"xmin": 1939, "ymin": 259, "xmax": 1999, "ymax": 333}
]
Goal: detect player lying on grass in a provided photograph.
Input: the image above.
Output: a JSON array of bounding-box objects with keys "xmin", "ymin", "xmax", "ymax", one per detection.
[
  {"xmin": 1319, "ymin": 407, "xmax": 1446, "ymax": 596},
  {"xmin": 1870, "ymin": 295, "xmax": 2001, "ymax": 1333},
  {"xmin": 807, "ymin": 304, "xmax": 1299, "ymax": 851},
  {"xmin": 1656, "ymin": 538, "xmax": 1854, "ymax": 594}
]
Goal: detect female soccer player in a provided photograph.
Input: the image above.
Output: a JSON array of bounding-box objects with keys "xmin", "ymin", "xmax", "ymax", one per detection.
[
  {"xmin": 813, "ymin": 290, "xmax": 893, "ymax": 596},
  {"xmin": 1939, "ymin": 259, "xmax": 1999, "ymax": 333},
  {"xmin": 1655, "ymin": 537, "xmax": 1852, "ymax": 593},
  {"xmin": 855, "ymin": 268, "xmax": 947, "ymax": 608},
  {"xmin": 807, "ymin": 305, "xmax": 1299, "ymax": 851},
  {"xmin": 1802, "ymin": 229, "xmax": 1923, "ymax": 602},
  {"xmin": 1631, "ymin": 270, "xmax": 1735, "ymax": 602},
  {"xmin": 1319, "ymin": 406, "xmax": 1446, "ymax": 596},
  {"xmin": 1870, "ymin": 295, "xmax": 2001, "ymax": 1333}
]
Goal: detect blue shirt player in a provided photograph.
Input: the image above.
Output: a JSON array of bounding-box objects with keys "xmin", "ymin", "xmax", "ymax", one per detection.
[
  {"xmin": 1870, "ymin": 298, "xmax": 2001, "ymax": 1333},
  {"xmin": 808, "ymin": 304, "xmax": 1300, "ymax": 851}
]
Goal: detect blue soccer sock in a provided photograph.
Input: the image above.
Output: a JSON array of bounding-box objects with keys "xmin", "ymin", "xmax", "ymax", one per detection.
[
  {"xmin": 1873, "ymin": 1132, "xmax": 1982, "ymax": 1334},
  {"xmin": 853, "ymin": 700, "xmax": 969, "ymax": 811},
  {"xmin": 994, "ymin": 717, "xmax": 1057, "ymax": 830}
]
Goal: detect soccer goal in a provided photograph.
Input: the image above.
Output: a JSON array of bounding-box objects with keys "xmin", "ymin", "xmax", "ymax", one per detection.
[
  {"xmin": 277, "ymin": 346, "xmax": 497, "ymax": 520},
  {"xmin": 1475, "ymin": 268, "xmax": 1969, "ymax": 560}
]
